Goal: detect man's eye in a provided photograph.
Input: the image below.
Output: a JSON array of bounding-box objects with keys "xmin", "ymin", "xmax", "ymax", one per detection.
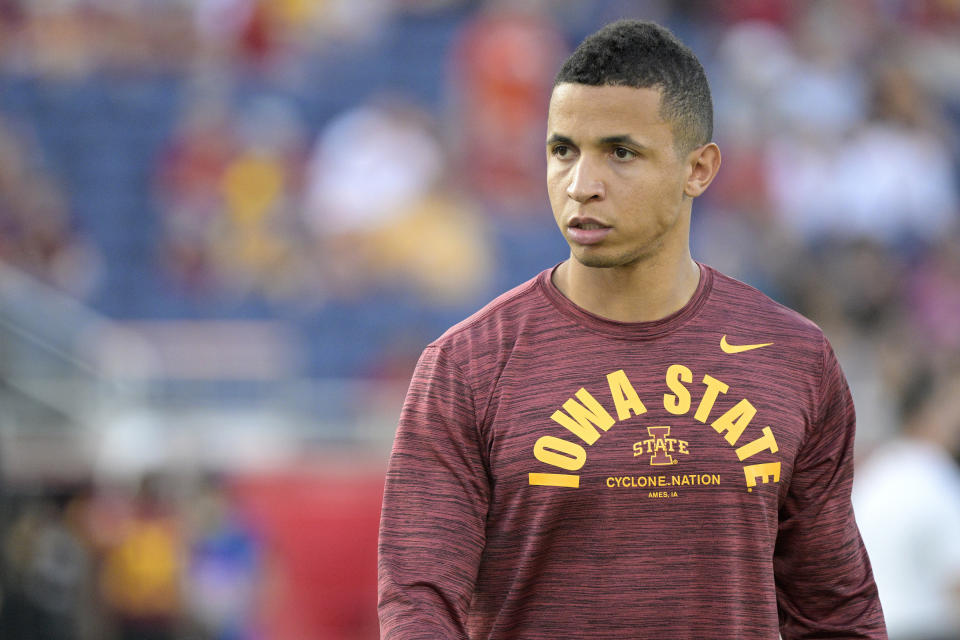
[
  {"xmin": 613, "ymin": 147, "xmax": 635, "ymax": 160},
  {"xmin": 553, "ymin": 145, "xmax": 569, "ymax": 157}
]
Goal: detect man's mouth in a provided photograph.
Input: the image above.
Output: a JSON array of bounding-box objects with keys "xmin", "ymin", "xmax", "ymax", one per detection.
[
  {"xmin": 572, "ymin": 221, "xmax": 607, "ymax": 230},
  {"xmin": 567, "ymin": 217, "xmax": 613, "ymax": 245},
  {"xmin": 568, "ymin": 216, "xmax": 610, "ymax": 230}
]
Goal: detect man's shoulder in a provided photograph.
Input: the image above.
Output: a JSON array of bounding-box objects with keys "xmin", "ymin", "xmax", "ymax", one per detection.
[
  {"xmin": 704, "ymin": 266, "xmax": 826, "ymax": 348},
  {"xmin": 427, "ymin": 270, "xmax": 551, "ymax": 354}
]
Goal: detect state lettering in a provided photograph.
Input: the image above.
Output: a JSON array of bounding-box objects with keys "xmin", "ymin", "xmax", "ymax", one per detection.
[{"xmin": 530, "ymin": 366, "xmax": 783, "ymax": 492}]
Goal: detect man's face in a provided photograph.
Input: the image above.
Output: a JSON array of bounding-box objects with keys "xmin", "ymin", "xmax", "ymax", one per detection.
[{"xmin": 546, "ymin": 83, "xmax": 694, "ymax": 269}]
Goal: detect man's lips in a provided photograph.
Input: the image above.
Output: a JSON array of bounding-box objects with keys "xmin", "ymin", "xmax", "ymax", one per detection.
[{"xmin": 567, "ymin": 216, "xmax": 612, "ymax": 245}]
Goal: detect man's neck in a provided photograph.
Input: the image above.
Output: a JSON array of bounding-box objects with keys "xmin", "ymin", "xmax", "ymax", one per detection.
[{"xmin": 551, "ymin": 252, "xmax": 701, "ymax": 323}]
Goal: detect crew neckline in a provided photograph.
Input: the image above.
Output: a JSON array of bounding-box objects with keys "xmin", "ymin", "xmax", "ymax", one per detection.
[{"xmin": 537, "ymin": 261, "xmax": 714, "ymax": 340}]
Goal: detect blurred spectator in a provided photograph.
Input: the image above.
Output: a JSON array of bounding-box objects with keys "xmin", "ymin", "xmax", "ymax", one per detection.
[
  {"xmin": 829, "ymin": 63, "xmax": 957, "ymax": 247},
  {"xmin": 0, "ymin": 492, "xmax": 91, "ymax": 640},
  {"xmin": 154, "ymin": 89, "xmax": 308, "ymax": 300},
  {"xmin": 303, "ymin": 98, "xmax": 493, "ymax": 303},
  {"xmin": 0, "ymin": 0, "xmax": 26, "ymax": 70},
  {"xmin": 448, "ymin": 1, "xmax": 566, "ymax": 214},
  {"xmin": 900, "ymin": 4, "xmax": 960, "ymax": 109},
  {"xmin": 0, "ymin": 115, "xmax": 101, "ymax": 297},
  {"xmin": 213, "ymin": 95, "xmax": 308, "ymax": 298},
  {"xmin": 906, "ymin": 234, "xmax": 960, "ymax": 362},
  {"xmin": 153, "ymin": 85, "xmax": 237, "ymax": 293},
  {"xmin": 183, "ymin": 475, "xmax": 262, "ymax": 640},
  {"xmin": 854, "ymin": 369, "xmax": 960, "ymax": 639},
  {"xmin": 98, "ymin": 475, "xmax": 183, "ymax": 640}
]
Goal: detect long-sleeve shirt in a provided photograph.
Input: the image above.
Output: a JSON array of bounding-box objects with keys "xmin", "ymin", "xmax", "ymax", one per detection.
[{"xmin": 379, "ymin": 263, "xmax": 886, "ymax": 639}]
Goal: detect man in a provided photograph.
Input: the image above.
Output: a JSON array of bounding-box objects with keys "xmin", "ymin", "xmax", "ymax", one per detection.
[
  {"xmin": 379, "ymin": 19, "xmax": 886, "ymax": 639},
  {"xmin": 854, "ymin": 370, "xmax": 960, "ymax": 639}
]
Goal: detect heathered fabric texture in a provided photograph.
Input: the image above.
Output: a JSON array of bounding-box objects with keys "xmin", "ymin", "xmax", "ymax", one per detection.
[{"xmin": 379, "ymin": 264, "xmax": 886, "ymax": 639}]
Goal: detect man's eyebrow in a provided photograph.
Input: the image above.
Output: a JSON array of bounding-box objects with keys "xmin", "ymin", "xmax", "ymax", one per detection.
[
  {"xmin": 598, "ymin": 134, "xmax": 649, "ymax": 150},
  {"xmin": 546, "ymin": 134, "xmax": 575, "ymax": 146}
]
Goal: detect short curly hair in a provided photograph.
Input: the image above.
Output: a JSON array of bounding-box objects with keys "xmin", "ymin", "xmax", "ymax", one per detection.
[{"xmin": 555, "ymin": 20, "xmax": 713, "ymax": 153}]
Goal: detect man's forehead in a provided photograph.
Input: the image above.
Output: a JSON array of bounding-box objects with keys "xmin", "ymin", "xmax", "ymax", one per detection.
[
  {"xmin": 547, "ymin": 83, "xmax": 670, "ymax": 141},
  {"xmin": 549, "ymin": 82, "xmax": 664, "ymax": 107}
]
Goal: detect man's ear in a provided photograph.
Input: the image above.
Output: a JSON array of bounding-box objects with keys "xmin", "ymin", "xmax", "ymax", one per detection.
[{"xmin": 683, "ymin": 142, "xmax": 721, "ymax": 198}]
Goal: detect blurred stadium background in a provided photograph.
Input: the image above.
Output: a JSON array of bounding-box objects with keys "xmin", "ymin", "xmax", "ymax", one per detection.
[{"xmin": 0, "ymin": 0, "xmax": 958, "ymax": 638}]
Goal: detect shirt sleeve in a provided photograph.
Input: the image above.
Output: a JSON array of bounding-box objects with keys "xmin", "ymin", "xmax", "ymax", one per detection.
[
  {"xmin": 378, "ymin": 344, "xmax": 491, "ymax": 639},
  {"xmin": 774, "ymin": 336, "xmax": 887, "ymax": 639}
]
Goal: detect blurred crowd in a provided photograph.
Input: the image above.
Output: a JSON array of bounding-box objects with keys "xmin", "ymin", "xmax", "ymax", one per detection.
[
  {"xmin": 2, "ymin": 474, "xmax": 262, "ymax": 640},
  {"xmin": 1, "ymin": 466, "xmax": 385, "ymax": 640},
  {"xmin": 1, "ymin": 0, "xmax": 960, "ymax": 638}
]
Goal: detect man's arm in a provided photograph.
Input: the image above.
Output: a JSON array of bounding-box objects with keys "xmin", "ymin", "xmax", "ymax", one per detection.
[
  {"xmin": 378, "ymin": 344, "xmax": 491, "ymax": 639},
  {"xmin": 774, "ymin": 337, "xmax": 887, "ymax": 639}
]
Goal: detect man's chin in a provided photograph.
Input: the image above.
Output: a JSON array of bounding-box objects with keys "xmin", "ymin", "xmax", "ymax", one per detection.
[
  {"xmin": 570, "ymin": 246, "xmax": 651, "ymax": 270},
  {"xmin": 570, "ymin": 251, "xmax": 620, "ymax": 269}
]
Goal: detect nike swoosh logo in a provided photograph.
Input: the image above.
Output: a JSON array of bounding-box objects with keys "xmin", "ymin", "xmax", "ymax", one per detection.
[{"xmin": 720, "ymin": 335, "xmax": 773, "ymax": 354}]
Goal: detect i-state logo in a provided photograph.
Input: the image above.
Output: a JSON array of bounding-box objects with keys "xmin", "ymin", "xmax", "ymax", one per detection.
[{"xmin": 633, "ymin": 425, "xmax": 689, "ymax": 466}]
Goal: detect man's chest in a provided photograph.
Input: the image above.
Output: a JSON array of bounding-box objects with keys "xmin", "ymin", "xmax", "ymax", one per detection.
[{"xmin": 478, "ymin": 336, "xmax": 814, "ymax": 506}]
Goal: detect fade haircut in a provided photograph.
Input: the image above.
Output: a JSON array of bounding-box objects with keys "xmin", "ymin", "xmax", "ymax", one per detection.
[{"xmin": 555, "ymin": 20, "xmax": 713, "ymax": 153}]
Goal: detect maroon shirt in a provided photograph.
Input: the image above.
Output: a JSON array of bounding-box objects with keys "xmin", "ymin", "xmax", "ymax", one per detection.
[{"xmin": 379, "ymin": 264, "xmax": 886, "ymax": 639}]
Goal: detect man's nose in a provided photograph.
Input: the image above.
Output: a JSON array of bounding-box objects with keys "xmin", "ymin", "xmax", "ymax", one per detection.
[{"xmin": 566, "ymin": 157, "xmax": 605, "ymax": 203}]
